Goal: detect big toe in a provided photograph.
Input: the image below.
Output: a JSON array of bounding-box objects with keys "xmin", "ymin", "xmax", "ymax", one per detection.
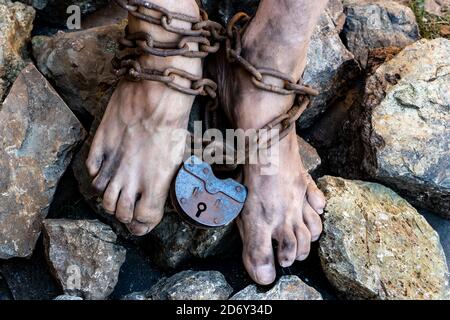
[{"xmin": 238, "ymin": 221, "xmax": 276, "ymax": 285}]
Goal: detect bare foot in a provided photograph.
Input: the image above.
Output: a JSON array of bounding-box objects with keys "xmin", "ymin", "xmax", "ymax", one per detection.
[
  {"xmin": 86, "ymin": 0, "xmax": 201, "ymax": 235},
  {"xmin": 217, "ymin": 0, "xmax": 327, "ymax": 285}
]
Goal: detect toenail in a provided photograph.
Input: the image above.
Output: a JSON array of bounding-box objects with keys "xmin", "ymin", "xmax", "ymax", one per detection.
[
  {"xmin": 311, "ymin": 234, "xmax": 321, "ymax": 242},
  {"xmin": 318, "ymin": 209, "xmax": 324, "ymax": 215},
  {"xmin": 255, "ymin": 265, "xmax": 275, "ymax": 284},
  {"xmin": 280, "ymin": 259, "xmax": 292, "ymax": 268},
  {"xmin": 297, "ymin": 254, "xmax": 309, "ymax": 261}
]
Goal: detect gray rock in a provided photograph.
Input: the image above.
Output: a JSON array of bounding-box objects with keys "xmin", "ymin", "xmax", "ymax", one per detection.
[
  {"xmin": 54, "ymin": 295, "xmax": 83, "ymax": 300},
  {"xmin": 300, "ymin": 9, "xmax": 359, "ymax": 128},
  {"xmin": 362, "ymin": 38, "xmax": 450, "ymax": 218},
  {"xmin": 0, "ymin": 64, "xmax": 86, "ymax": 259},
  {"xmin": 327, "ymin": 0, "xmax": 346, "ymax": 32},
  {"xmin": 318, "ymin": 176, "xmax": 449, "ymax": 300},
  {"xmin": 0, "ymin": 0, "xmax": 35, "ymax": 100},
  {"xmin": 0, "ymin": 243, "xmax": 61, "ymax": 300},
  {"xmin": 343, "ymin": 0, "xmax": 420, "ymax": 68},
  {"xmin": 43, "ymin": 219, "xmax": 127, "ymax": 300},
  {"xmin": 32, "ymin": 23, "xmax": 124, "ymax": 121},
  {"xmin": 231, "ymin": 276, "xmax": 323, "ymax": 300},
  {"xmin": 124, "ymin": 270, "xmax": 233, "ymax": 300},
  {"xmin": 147, "ymin": 211, "xmax": 238, "ymax": 269}
]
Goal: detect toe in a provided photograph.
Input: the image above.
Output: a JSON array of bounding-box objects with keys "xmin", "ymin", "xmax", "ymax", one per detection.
[
  {"xmin": 115, "ymin": 189, "xmax": 136, "ymax": 224},
  {"xmin": 102, "ymin": 180, "xmax": 121, "ymax": 214},
  {"xmin": 86, "ymin": 134, "xmax": 105, "ymax": 177},
  {"xmin": 91, "ymin": 167, "xmax": 112, "ymax": 194},
  {"xmin": 306, "ymin": 179, "xmax": 326, "ymax": 214},
  {"xmin": 303, "ymin": 202, "xmax": 323, "ymax": 242},
  {"xmin": 275, "ymin": 227, "xmax": 297, "ymax": 268},
  {"xmin": 238, "ymin": 220, "xmax": 276, "ymax": 285},
  {"xmin": 132, "ymin": 193, "xmax": 164, "ymax": 231},
  {"xmin": 294, "ymin": 223, "xmax": 311, "ymax": 261},
  {"xmin": 91, "ymin": 152, "xmax": 120, "ymax": 194},
  {"xmin": 86, "ymin": 152, "xmax": 104, "ymax": 178},
  {"xmin": 126, "ymin": 221, "xmax": 150, "ymax": 236}
]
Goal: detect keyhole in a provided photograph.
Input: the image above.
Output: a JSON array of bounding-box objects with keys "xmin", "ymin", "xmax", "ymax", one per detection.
[{"xmin": 196, "ymin": 202, "xmax": 207, "ymax": 217}]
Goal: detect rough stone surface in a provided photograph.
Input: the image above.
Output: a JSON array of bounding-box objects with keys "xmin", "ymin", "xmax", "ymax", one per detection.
[
  {"xmin": 318, "ymin": 176, "xmax": 449, "ymax": 300},
  {"xmin": 124, "ymin": 270, "xmax": 233, "ymax": 300},
  {"xmin": 300, "ymin": 8, "xmax": 359, "ymax": 128},
  {"xmin": 231, "ymin": 276, "xmax": 323, "ymax": 300},
  {"xmin": 362, "ymin": 38, "xmax": 450, "ymax": 218},
  {"xmin": 0, "ymin": 243, "xmax": 60, "ymax": 300},
  {"xmin": 0, "ymin": 0, "xmax": 35, "ymax": 100},
  {"xmin": 18, "ymin": 0, "xmax": 108, "ymax": 26},
  {"xmin": 43, "ymin": 219, "xmax": 127, "ymax": 300},
  {"xmin": 343, "ymin": 0, "xmax": 420, "ymax": 68},
  {"xmin": 0, "ymin": 64, "xmax": 86, "ymax": 259},
  {"xmin": 32, "ymin": 23, "xmax": 124, "ymax": 122},
  {"xmin": 146, "ymin": 211, "xmax": 238, "ymax": 269}
]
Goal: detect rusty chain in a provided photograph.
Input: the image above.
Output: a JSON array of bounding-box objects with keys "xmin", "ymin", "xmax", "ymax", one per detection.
[
  {"xmin": 112, "ymin": 1, "xmax": 319, "ymax": 164},
  {"xmin": 113, "ymin": 0, "xmax": 224, "ymax": 98},
  {"xmin": 225, "ymin": 12, "xmax": 319, "ymax": 149}
]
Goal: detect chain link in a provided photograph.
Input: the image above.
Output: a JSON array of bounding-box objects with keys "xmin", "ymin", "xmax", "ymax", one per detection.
[
  {"xmin": 112, "ymin": 1, "xmax": 319, "ymax": 164},
  {"xmin": 113, "ymin": 0, "xmax": 224, "ymax": 98}
]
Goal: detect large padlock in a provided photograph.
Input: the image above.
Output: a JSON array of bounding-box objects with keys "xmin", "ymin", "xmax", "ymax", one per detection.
[{"xmin": 170, "ymin": 156, "xmax": 247, "ymax": 228}]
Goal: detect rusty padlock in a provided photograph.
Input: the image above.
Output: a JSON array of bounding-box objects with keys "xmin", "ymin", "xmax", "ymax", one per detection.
[{"xmin": 170, "ymin": 155, "xmax": 247, "ymax": 228}]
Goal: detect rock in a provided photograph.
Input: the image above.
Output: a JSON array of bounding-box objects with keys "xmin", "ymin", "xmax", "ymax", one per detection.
[
  {"xmin": 421, "ymin": 210, "xmax": 450, "ymax": 268},
  {"xmin": 0, "ymin": 64, "xmax": 86, "ymax": 259},
  {"xmin": 362, "ymin": 38, "xmax": 450, "ymax": 218},
  {"xmin": 231, "ymin": 276, "xmax": 323, "ymax": 300},
  {"xmin": 124, "ymin": 270, "xmax": 233, "ymax": 300},
  {"xmin": 343, "ymin": 0, "xmax": 420, "ymax": 68},
  {"xmin": 300, "ymin": 9, "xmax": 359, "ymax": 128},
  {"xmin": 298, "ymin": 136, "xmax": 321, "ymax": 175},
  {"xmin": 318, "ymin": 176, "xmax": 449, "ymax": 300},
  {"xmin": 18, "ymin": 0, "xmax": 109, "ymax": 27},
  {"xmin": 0, "ymin": 242, "xmax": 61, "ymax": 300},
  {"xmin": 326, "ymin": 0, "xmax": 347, "ymax": 33},
  {"xmin": 146, "ymin": 211, "xmax": 238, "ymax": 269},
  {"xmin": 82, "ymin": 0, "xmax": 127, "ymax": 29},
  {"xmin": 54, "ymin": 295, "xmax": 83, "ymax": 300},
  {"xmin": 43, "ymin": 219, "xmax": 127, "ymax": 300},
  {"xmin": 32, "ymin": 23, "xmax": 124, "ymax": 123},
  {"xmin": 0, "ymin": 0, "xmax": 35, "ymax": 100}
]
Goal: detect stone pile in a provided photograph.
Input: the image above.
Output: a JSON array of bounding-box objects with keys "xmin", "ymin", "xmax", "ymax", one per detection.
[{"xmin": 0, "ymin": 0, "xmax": 448, "ymax": 300}]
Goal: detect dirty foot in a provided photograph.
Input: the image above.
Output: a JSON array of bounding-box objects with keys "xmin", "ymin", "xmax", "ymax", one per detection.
[
  {"xmin": 218, "ymin": 0, "xmax": 328, "ymax": 285},
  {"xmin": 86, "ymin": 0, "xmax": 201, "ymax": 235}
]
